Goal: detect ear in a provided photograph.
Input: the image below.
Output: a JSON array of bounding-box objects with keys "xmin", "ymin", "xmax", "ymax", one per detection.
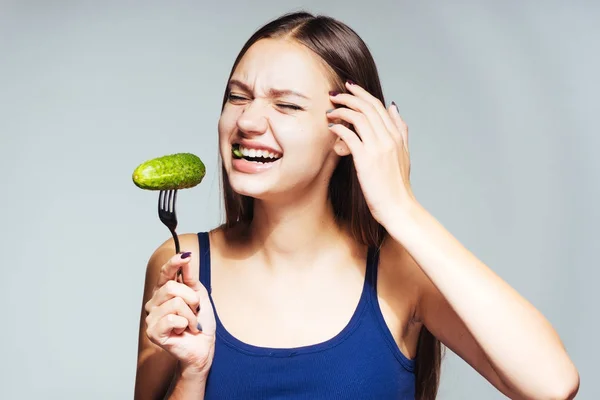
[{"xmin": 333, "ymin": 136, "xmax": 351, "ymax": 156}]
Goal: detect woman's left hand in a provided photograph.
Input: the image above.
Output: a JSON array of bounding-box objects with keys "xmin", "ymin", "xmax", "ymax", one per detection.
[{"xmin": 327, "ymin": 80, "xmax": 415, "ymax": 226}]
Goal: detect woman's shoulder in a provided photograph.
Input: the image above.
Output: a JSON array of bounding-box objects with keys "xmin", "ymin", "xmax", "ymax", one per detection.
[
  {"xmin": 173, "ymin": 222, "xmax": 242, "ymax": 250},
  {"xmin": 144, "ymin": 224, "xmax": 230, "ymax": 276},
  {"xmin": 176, "ymin": 222, "xmax": 249, "ymax": 261}
]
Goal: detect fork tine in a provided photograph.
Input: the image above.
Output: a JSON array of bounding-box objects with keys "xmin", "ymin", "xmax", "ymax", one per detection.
[
  {"xmin": 157, "ymin": 189, "xmax": 181, "ymax": 260},
  {"xmin": 171, "ymin": 189, "xmax": 177, "ymax": 216}
]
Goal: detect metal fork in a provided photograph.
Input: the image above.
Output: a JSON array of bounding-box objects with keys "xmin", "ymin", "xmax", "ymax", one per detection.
[{"xmin": 158, "ymin": 189, "xmax": 183, "ymax": 280}]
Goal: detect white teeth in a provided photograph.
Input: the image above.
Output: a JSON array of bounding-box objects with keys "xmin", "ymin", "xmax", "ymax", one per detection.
[
  {"xmin": 238, "ymin": 145, "xmax": 281, "ymax": 159},
  {"xmin": 256, "ymin": 150, "xmax": 270, "ymax": 158}
]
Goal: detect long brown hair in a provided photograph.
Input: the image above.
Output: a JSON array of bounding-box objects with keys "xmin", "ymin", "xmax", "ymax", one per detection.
[{"xmin": 218, "ymin": 11, "xmax": 442, "ymax": 399}]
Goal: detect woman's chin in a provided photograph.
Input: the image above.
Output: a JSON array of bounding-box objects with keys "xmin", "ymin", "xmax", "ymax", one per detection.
[{"xmin": 228, "ymin": 177, "xmax": 272, "ymax": 199}]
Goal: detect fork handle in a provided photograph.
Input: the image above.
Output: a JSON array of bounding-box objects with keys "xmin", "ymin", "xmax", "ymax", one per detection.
[
  {"xmin": 170, "ymin": 228, "xmax": 181, "ymax": 254},
  {"xmin": 169, "ymin": 228, "xmax": 183, "ymax": 282}
]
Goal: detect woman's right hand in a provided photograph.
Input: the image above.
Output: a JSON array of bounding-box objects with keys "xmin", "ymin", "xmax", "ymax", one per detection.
[{"xmin": 144, "ymin": 251, "xmax": 216, "ymax": 377}]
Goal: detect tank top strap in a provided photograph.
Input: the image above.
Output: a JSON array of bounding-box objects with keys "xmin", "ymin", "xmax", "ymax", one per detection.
[
  {"xmin": 197, "ymin": 231, "xmax": 212, "ymax": 294},
  {"xmin": 365, "ymin": 246, "xmax": 380, "ymax": 290}
]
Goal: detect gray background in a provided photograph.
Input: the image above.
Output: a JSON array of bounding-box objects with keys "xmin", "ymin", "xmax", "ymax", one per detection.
[{"xmin": 1, "ymin": 0, "xmax": 598, "ymax": 398}]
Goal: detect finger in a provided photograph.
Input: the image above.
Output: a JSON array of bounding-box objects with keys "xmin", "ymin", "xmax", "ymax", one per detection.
[
  {"xmin": 147, "ymin": 313, "xmax": 189, "ymax": 345},
  {"xmin": 329, "ymin": 92, "xmax": 390, "ymax": 145},
  {"xmin": 179, "ymin": 250, "xmax": 200, "ymax": 289},
  {"xmin": 326, "ymin": 107, "xmax": 374, "ymax": 144},
  {"xmin": 145, "ymin": 280, "xmax": 200, "ymax": 315},
  {"xmin": 149, "ymin": 296, "xmax": 200, "ymax": 334},
  {"xmin": 388, "ymin": 102, "xmax": 409, "ymax": 150},
  {"xmin": 344, "ymin": 81, "xmax": 398, "ymax": 137},
  {"xmin": 328, "ymin": 123, "xmax": 363, "ymax": 156},
  {"xmin": 156, "ymin": 252, "xmax": 193, "ymax": 288},
  {"xmin": 196, "ymin": 282, "xmax": 216, "ymax": 336}
]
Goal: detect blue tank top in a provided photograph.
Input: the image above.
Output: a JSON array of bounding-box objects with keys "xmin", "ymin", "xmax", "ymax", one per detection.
[{"xmin": 197, "ymin": 231, "xmax": 416, "ymax": 399}]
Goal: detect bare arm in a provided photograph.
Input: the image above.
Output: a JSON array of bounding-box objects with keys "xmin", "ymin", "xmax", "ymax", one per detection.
[
  {"xmin": 324, "ymin": 78, "xmax": 579, "ymax": 399},
  {"xmin": 387, "ymin": 201, "xmax": 579, "ymax": 400},
  {"xmin": 134, "ymin": 240, "xmax": 178, "ymax": 399},
  {"xmin": 164, "ymin": 364, "xmax": 208, "ymax": 400},
  {"xmin": 134, "ymin": 234, "xmax": 209, "ymax": 399}
]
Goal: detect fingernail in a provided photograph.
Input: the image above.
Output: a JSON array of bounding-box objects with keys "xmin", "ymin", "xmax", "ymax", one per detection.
[
  {"xmin": 181, "ymin": 251, "xmax": 191, "ymax": 259},
  {"xmin": 326, "ymin": 109, "xmax": 334, "ymax": 113},
  {"xmin": 196, "ymin": 305, "xmax": 200, "ymax": 313},
  {"xmin": 391, "ymin": 101, "xmax": 398, "ymax": 111},
  {"xmin": 329, "ymin": 91, "xmax": 339, "ymax": 96},
  {"xmin": 328, "ymin": 123, "xmax": 335, "ymax": 127},
  {"xmin": 346, "ymin": 80, "xmax": 355, "ymax": 85},
  {"xmin": 197, "ymin": 322, "xmax": 203, "ymax": 331}
]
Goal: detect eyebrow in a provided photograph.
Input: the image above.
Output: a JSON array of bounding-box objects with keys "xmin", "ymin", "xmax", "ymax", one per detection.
[{"xmin": 228, "ymin": 79, "xmax": 310, "ymax": 100}]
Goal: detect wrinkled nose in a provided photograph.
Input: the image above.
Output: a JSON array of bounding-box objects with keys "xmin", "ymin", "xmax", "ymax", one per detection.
[{"xmin": 236, "ymin": 101, "xmax": 269, "ymax": 138}]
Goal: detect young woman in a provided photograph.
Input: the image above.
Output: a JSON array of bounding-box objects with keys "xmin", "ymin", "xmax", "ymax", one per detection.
[{"xmin": 135, "ymin": 12, "xmax": 579, "ymax": 400}]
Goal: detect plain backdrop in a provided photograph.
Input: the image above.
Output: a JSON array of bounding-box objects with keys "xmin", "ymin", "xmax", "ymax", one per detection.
[{"xmin": 1, "ymin": 1, "xmax": 598, "ymax": 398}]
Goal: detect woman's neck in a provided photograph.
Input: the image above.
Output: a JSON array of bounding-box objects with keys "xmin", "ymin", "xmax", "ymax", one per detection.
[{"xmin": 244, "ymin": 194, "xmax": 352, "ymax": 269}]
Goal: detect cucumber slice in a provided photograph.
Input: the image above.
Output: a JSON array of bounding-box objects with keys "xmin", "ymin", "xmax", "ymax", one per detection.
[{"xmin": 232, "ymin": 145, "xmax": 243, "ymax": 159}]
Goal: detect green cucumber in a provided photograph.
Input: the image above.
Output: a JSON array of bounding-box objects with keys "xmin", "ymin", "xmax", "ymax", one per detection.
[
  {"xmin": 132, "ymin": 152, "xmax": 206, "ymax": 190},
  {"xmin": 232, "ymin": 144, "xmax": 243, "ymax": 159}
]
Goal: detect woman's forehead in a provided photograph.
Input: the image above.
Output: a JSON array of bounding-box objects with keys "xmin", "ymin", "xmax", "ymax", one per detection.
[{"xmin": 231, "ymin": 38, "xmax": 333, "ymax": 96}]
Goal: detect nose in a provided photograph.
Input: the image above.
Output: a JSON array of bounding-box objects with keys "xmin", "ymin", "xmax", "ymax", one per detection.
[{"xmin": 236, "ymin": 100, "xmax": 269, "ymax": 138}]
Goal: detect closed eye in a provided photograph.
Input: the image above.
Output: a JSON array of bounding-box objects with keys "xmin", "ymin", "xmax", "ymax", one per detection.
[
  {"xmin": 227, "ymin": 93, "xmax": 248, "ymax": 102},
  {"xmin": 277, "ymin": 103, "xmax": 303, "ymax": 111}
]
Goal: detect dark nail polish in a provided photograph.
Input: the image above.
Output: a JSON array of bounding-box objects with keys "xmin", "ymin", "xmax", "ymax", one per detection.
[
  {"xmin": 391, "ymin": 101, "xmax": 399, "ymax": 112},
  {"xmin": 328, "ymin": 123, "xmax": 335, "ymax": 127},
  {"xmin": 196, "ymin": 305, "xmax": 200, "ymax": 313},
  {"xmin": 346, "ymin": 80, "xmax": 355, "ymax": 85},
  {"xmin": 329, "ymin": 91, "xmax": 339, "ymax": 96},
  {"xmin": 326, "ymin": 109, "xmax": 334, "ymax": 113},
  {"xmin": 197, "ymin": 322, "xmax": 203, "ymax": 331},
  {"xmin": 181, "ymin": 251, "xmax": 191, "ymax": 259}
]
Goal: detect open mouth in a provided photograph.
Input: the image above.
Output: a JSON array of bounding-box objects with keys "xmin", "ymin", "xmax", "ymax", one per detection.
[{"xmin": 232, "ymin": 144, "xmax": 282, "ymax": 164}]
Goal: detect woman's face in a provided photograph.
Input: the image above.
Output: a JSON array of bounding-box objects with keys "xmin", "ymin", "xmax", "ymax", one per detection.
[{"xmin": 218, "ymin": 38, "xmax": 345, "ymax": 201}]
